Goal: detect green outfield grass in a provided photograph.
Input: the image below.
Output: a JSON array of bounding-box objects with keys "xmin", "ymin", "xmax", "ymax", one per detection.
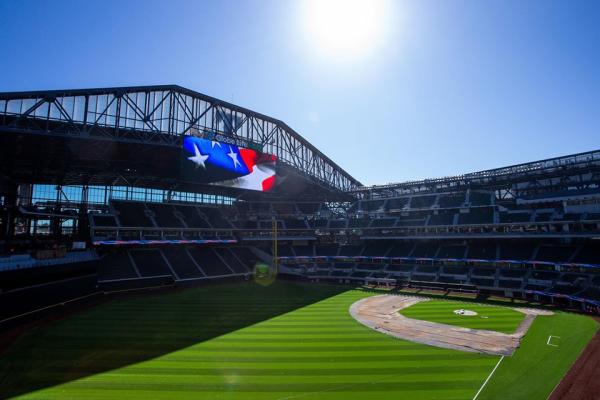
[
  {"xmin": 0, "ymin": 281, "xmax": 597, "ymax": 400},
  {"xmin": 398, "ymin": 300, "xmax": 526, "ymax": 333}
]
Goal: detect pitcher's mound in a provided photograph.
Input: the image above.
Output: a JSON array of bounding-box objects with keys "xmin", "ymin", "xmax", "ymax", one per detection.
[{"xmin": 454, "ymin": 309, "xmax": 478, "ymax": 316}]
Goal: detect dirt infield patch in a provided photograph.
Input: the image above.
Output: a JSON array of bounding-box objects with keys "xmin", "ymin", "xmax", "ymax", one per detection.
[
  {"xmin": 549, "ymin": 323, "xmax": 600, "ymax": 400},
  {"xmin": 350, "ymin": 295, "xmax": 552, "ymax": 356}
]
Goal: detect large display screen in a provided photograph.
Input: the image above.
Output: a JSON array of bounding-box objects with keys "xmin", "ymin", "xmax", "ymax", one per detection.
[{"xmin": 182, "ymin": 136, "xmax": 276, "ymax": 192}]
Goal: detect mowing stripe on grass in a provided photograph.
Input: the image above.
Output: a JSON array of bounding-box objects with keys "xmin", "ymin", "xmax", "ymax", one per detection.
[{"xmin": 473, "ymin": 356, "xmax": 503, "ymax": 400}]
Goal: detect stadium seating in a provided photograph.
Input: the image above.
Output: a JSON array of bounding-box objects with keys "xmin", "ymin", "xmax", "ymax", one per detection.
[
  {"xmin": 437, "ymin": 245, "xmax": 466, "ymax": 259},
  {"xmin": 499, "ymin": 242, "xmax": 535, "ymax": 260},
  {"xmin": 147, "ymin": 203, "xmax": 184, "ymax": 228},
  {"xmin": 359, "ymin": 200, "xmax": 385, "ymax": 212},
  {"xmin": 387, "ymin": 242, "xmax": 415, "ymax": 257},
  {"xmin": 176, "ymin": 205, "xmax": 212, "ymax": 228},
  {"xmin": 113, "ymin": 201, "xmax": 155, "ymax": 227},
  {"xmin": 411, "ymin": 195, "xmax": 437, "ymax": 209},
  {"xmin": 411, "ymin": 243, "xmax": 439, "ymax": 258},
  {"xmin": 284, "ymin": 219, "xmax": 308, "ymax": 229},
  {"xmin": 294, "ymin": 245, "xmax": 314, "ymax": 256},
  {"xmin": 385, "ymin": 197, "xmax": 409, "ymax": 211},
  {"xmin": 469, "ymin": 192, "xmax": 492, "ymax": 206},
  {"xmin": 188, "ymin": 247, "xmax": 234, "ymax": 276},
  {"xmin": 297, "ymin": 203, "xmax": 320, "ymax": 214},
  {"xmin": 437, "ymin": 193, "xmax": 465, "ymax": 208},
  {"xmin": 129, "ymin": 250, "xmax": 172, "ymax": 277},
  {"xmin": 458, "ymin": 207, "xmax": 494, "ymax": 225},
  {"xmin": 98, "ymin": 252, "xmax": 139, "ymax": 281},
  {"xmin": 338, "ymin": 245, "xmax": 363, "ymax": 256},
  {"xmin": 535, "ymin": 245, "xmax": 577, "ymax": 263},
  {"xmin": 572, "ymin": 245, "xmax": 600, "ymax": 264},
  {"xmin": 466, "ymin": 242, "xmax": 497, "ymax": 259},
  {"xmin": 91, "ymin": 214, "xmax": 118, "ymax": 227},
  {"xmin": 499, "ymin": 212, "xmax": 532, "ymax": 223},
  {"xmin": 428, "ymin": 211, "xmax": 455, "ymax": 226},
  {"xmin": 348, "ymin": 218, "xmax": 371, "ymax": 228},
  {"xmin": 362, "ymin": 242, "xmax": 391, "ymax": 256},
  {"xmin": 213, "ymin": 248, "xmax": 250, "ymax": 274},
  {"xmin": 161, "ymin": 248, "xmax": 204, "ymax": 279},
  {"xmin": 329, "ymin": 219, "xmax": 347, "ymax": 229},
  {"xmin": 198, "ymin": 206, "xmax": 233, "ymax": 229}
]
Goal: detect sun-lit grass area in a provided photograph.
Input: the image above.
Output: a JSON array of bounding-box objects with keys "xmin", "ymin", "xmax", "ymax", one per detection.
[
  {"xmin": 398, "ymin": 300, "xmax": 526, "ymax": 333},
  {"xmin": 478, "ymin": 311, "xmax": 598, "ymax": 400},
  {"xmin": 0, "ymin": 281, "xmax": 597, "ymax": 400}
]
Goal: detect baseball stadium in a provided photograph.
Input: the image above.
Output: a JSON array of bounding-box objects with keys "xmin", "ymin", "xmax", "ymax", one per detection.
[
  {"xmin": 0, "ymin": 84, "xmax": 599, "ymax": 400},
  {"xmin": 2, "ymin": 1, "xmax": 600, "ymax": 399}
]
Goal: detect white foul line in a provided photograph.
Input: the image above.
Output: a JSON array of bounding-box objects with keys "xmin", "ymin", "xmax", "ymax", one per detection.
[{"xmin": 473, "ymin": 356, "xmax": 504, "ymax": 400}]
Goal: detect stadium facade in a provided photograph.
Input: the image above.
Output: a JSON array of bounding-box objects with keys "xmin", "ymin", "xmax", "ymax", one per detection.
[{"xmin": 1, "ymin": 85, "xmax": 600, "ymax": 322}]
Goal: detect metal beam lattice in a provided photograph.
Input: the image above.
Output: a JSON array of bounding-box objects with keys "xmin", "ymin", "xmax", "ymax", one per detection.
[{"xmin": 0, "ymin": 85, "xmax": 361, "ymax": 192}]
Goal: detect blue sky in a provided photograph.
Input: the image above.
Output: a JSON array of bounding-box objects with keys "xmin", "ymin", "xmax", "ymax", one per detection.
[{"xmin": 0, "ymin": 0, "xmax": 598, "ymax": 186}]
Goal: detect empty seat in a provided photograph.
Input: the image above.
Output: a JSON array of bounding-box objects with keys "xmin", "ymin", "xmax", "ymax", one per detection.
[
  {"xmin": 214, "ymin": 248, "xmax": 249, "ymax": 274},
  {"xmin": 411, "ymin": 195, "xmax": 436, "ymax": 209},
  {"xmin": 499, "ymin": 242, "xmax": 535, "ymax": 260},
  {"xmin": 437, "ymin": 245, "xmax": 466, "ymax": 259},
  {"xmin": 362, "ymin": 242, "xmax": 391, "ymax": 256},
  {"xmin": 535, "ymin": 246, "xmax": 576, "ymax": 263},
  {"xmin": 469, "ymin": 192, "xmax": 492, "ymax": 206},
  {"xmin": 411, "ymin": 243, "xmax": 438, "ymax": 258},
  {"xmin": 458, "ymin": 207, "xmax": 494, "ymax": 225},
  {"xmin": 148, "ymin": 203, "xmax": 183, "ymax": 228},
  {"xmin": 466, "ymin": 242, "xmax": 497, "ymax": 260},
  {"xmin": 438, "ymin": 193, "xmax": 465, "ymax": 208},
  {"xmin": 175, "ymin": 205, "xmax": 211, "ymax": 228},
  {"xmin": 385, "ymin": 197, "xmax": 410, "ymax": 210},
  {"xmin": 99, "ymin": 252, "xmax": 138, "ymax": 281},
  {"xmin": 162, "ymin": 248, "xmax": 203, "ymax": 279},
  {"xmin": 428, "ymin": 212, "xmax": 455, "ymax": 226},
  {"xmin": 91, "ymin": 214, "xmax": 118, "ymax": 227},
  {"xmin": 113, "ymin": 201, "xmax": 154, "ymax": 227},
  {"xmin": 370, "ymin": 218, "xmax": 396, "ymax": 228},
  {"xmin": 188, "ymin": 247, "xmax": 234, "ymax": 276},
  {"xmin": 130, "ymin": 250, "xmax": 172, "ymax": 277}
]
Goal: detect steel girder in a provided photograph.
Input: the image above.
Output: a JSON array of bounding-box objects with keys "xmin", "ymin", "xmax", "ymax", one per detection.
[
  {"xmin": 0, "ymin": 85, "xmax": 361, "ymax": 193},
  {"xmin": 353, "ymin": 149, "xmax": 600, "ymax": 199}
]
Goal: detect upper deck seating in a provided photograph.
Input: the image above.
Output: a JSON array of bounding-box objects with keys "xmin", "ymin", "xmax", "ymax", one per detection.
[
  {"xmin": 428, "ymin": 211, "xmax": 455, "ymax": 226},
  {"xmin": 113, "ymin": 201, "xmax": 154, "ymax": 227},
  {"xmin": 458, "ymin": 207, "xmax": 494, "ymax": 225},
  {"xmin": 469, "ymin": 192, "xmax": 492, "ymax": 206},
  {"xmin": 499, "ymin": 242, "xmax": 535, "ymax": 260},
  {"xmin": 91, "ymin": 214, "xmax": 118, "ymax": 227},
  {"xmin": 438, "ymin": 193, "xmax": 465, "ymax": 208},
  {"xmin": 385, "ymin": 197, "xmax": 410, "ymax": 211},
  {"xmin": 176, "ymin": 205, "xmax": 211, "ymax": 228},
  {"xmin": 411, "ymin": 195, "xmax": 437, "ymax": 209},
  {"xmin": 148, "ymin": 203, "xmax": 183, "ymax": 228},
  {"xmin": 535, "ymin": 245, "xmax": 576, "ymax": 263},
  {"xmin": 437, "ymin": 245, "xmax": 466, "ymax": 259},
  {"xmin": 466, "ymin": 242, "xmax": 497, "ymax": 259},
  {"xmin": 297, "ymin": 203, "xmax": 320, "ymax": 214},
  {"xmin": 499, "ymin": 212, "xmax": 532, "ymax": 223}
]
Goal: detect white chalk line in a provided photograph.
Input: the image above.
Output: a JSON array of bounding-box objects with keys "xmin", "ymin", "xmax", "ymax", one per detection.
[
  {"xmin": 473, "ymin": 355, "xmax": 504, "ymax": 400},
  {"xmin": 547, "ymin": 335, "xmax": 561, "ymax": 347}
]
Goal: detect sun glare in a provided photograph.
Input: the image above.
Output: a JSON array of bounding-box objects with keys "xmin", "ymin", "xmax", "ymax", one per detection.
[{"xmin": 303, "ymin": 0, "xmax": 389, "ymax": 60}]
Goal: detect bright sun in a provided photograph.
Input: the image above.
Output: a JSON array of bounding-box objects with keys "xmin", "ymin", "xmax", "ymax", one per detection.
[{"xmin": 303, "ymin": 0, "xmax": 389, "ymax": 60}]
